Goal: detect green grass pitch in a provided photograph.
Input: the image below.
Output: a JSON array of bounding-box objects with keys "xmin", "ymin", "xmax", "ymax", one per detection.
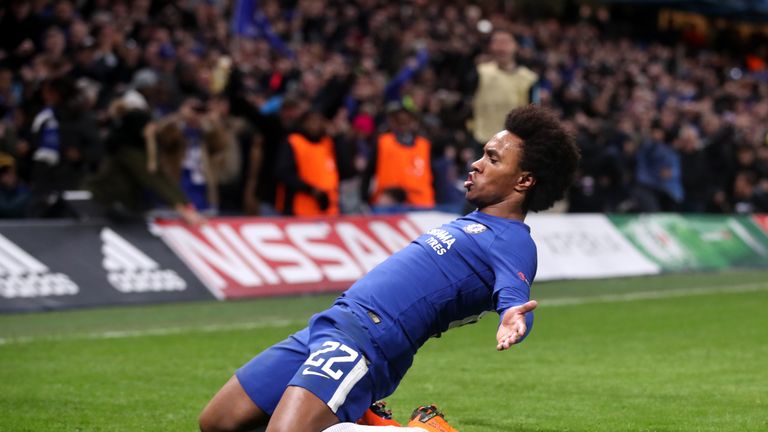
[{"xmin": 1, "ymin": 270, "xmax": 767, "ymax": 431}]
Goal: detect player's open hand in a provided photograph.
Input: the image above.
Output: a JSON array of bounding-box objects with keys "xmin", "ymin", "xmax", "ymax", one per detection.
[{"xmin": 496, "ymin": 300, "xmax": 537, "ymax": 351}]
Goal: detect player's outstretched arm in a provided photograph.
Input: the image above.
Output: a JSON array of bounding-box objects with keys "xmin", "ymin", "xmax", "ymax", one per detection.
[{"xmin": 496, "ymin": 300, "xmax": 537, "ymax": 351}]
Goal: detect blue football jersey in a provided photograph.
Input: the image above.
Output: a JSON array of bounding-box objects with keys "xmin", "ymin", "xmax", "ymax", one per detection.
[{"xmin": 334, "ymin": 210, "xmax": 537, "ymax": 380}]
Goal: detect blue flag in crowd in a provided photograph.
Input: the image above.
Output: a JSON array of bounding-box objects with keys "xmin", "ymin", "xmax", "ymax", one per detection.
[{"xmin": 231, "ymin": 0, "xmax": 294, "ymax": 58}]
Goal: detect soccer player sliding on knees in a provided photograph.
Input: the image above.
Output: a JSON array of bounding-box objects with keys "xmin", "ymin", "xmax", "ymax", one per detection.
[{"xmin": 199, "ymin": 105, "xmax": 580, "ymax": 432}]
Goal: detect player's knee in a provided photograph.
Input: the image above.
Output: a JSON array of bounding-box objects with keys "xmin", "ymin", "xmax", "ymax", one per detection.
[{"xmin": 197, "ymin": 410, "xmax": 219, "ymax": 432}]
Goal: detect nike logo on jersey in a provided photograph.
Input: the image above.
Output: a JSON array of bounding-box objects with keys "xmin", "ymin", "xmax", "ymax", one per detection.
[{"xmin": 301, "ymin": 367, "xmax": 331, "ymax": 379}]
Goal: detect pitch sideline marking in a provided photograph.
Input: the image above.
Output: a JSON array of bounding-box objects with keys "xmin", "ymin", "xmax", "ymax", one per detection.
[
  {"xmin": 541, "ymin": 281, "xmax": 768, "ymax": 306},
  {"xmin": 0, "ymin": 319, "xmax": 300, "ymax": 346},
  {"xmin": 1, "ymin": 282, "xmax": 767, "ymax": 346}
]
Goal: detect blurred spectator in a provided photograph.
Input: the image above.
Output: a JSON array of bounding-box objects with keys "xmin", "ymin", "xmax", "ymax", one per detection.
[
  {"xmin": 732, "ymin": 170, "xmax": 768, "ymax": 213},
  {"xmin": 206, "ymin": 94, "xmax": 254, "ymax": 214},
  {"xmin": 122, "ymin": 69, "xmax": 160, "ymax": 112},
  {"xmin": 0, "ymin": 104, "xmax": 20, "ymax": 160},
  {"xmin": 758, "ymin": 139, "xmax": 768, "ymax": 179},
  {"xmin": 275, "ymin": 110, "xmax": 341, "ymax": 216},
  {"xmin": 227, "ymin": 65, "xmax": 307, "ymax": 214},
  {"xmin": 0, "ymin": 1, "xmax": 46, "ymax": 69},
  {"xmin": 632, "ymin": 122, "xmax": 684, "ymax": 212},
  {"xmin": 430, "ymin": 139, "xmax": 466, "ymax": 214},
  {"xmin": 161, "ymin": 97, "xmax": 231, "ymax": 213},
  {"xmin": 701, "ymin": 111, "xmax": 738, "ymax": 211},
  {"xmin": 27, "ymin": 76, "xmax": 76, "ymax": 216},
  {"xmin": 85, "ymin": 108, "xmax": 204, "ymax": 225},
  {"xmin": 362, "ymin": 102, "xmax": 435, "ymax": 211},
  {"xmin": 675, "ymin": 125, "xmax": 710, "ymax": 212},
  {"xmin": 564, "ymin": 113, "xmax": 619, "ymax": 212},
  {"xmin": 336, "ymin": 104, "xmax": 376, "ymax": 215},
  {"xmin": 0, "ymin": 152, "xmax": 31, "ymax": 218},
  {"xmin": 470, "ymin": 28, "xmax": 539, "ymax": 145},
  {"xmin": 0, "ymin": 68, "xmax": 20, "ymax": 112}
]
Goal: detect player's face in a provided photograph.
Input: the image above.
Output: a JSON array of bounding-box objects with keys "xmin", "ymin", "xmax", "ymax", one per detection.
[{"xmin": 464, "ymin": 130, "xmax": 531, "ymax": 208}]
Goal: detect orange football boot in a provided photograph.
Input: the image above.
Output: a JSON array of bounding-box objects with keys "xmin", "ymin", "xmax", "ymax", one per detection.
[
  {"xmin": 356, "ymin": 401, "xmax": 401, "ymax": 426},
  {"xmin": 407, "ymin": 404, "xmax": 459, "ymax": 432}
]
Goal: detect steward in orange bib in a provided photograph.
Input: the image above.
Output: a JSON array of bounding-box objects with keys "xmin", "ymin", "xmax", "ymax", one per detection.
[
  {"xmin": 362, "ymin": 103, "xmax": 435, "ymax": 209},
  {"xmin": 275, "ymin": 111, "xmax": 340, "ymax": 216}
]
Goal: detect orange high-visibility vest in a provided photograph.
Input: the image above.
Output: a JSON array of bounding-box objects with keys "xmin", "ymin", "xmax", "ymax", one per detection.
[
  {"xmin": 285, "ymin": 133, "xmax": 339, "ymax": 216},
  {"xmin": 373, "ymin": 132, "xmax": 435, "ymax": 207}
]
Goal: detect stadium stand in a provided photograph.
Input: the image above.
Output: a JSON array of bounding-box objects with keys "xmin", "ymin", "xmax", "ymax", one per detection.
[{"xmin": 0, "ymin": 0, "xmax": 767, "ymax": 220}]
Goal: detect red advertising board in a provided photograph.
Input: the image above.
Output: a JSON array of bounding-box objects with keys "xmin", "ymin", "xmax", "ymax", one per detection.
[
  {"xmin": 754, "ymin": 215, "xmax": 768, "ymax": 234},
  {"xmin": 155, "ymin": 215, "xmax": 423, "ymax": 299}
]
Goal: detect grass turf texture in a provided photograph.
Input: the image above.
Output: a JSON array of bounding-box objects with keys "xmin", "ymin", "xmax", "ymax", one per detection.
[{"xmin": 1, "ymin": 271, "xmax": 767, "ymax": 431}]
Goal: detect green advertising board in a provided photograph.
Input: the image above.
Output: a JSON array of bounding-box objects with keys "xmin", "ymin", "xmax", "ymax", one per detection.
[{"xmin": 609, "ymin": 214, "xmax": 768, "ymax": 272}]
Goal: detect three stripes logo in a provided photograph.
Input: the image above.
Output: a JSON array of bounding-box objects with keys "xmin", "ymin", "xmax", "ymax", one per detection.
[
  {"xmin": 0, "ymin": 234, "xmax": 79, "ymax": 298},
  {"xmin": 101, "ymin": 228, "xmax": 186, "ymax": 293}
]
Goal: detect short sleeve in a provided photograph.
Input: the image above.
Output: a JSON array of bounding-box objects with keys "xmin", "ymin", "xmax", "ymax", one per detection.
[
  {"xmin": 489, "ymin": 234, "xmax": 536, "ymax": 315},
  {"xmin": 489, "ymin": 232, "xmax": 536, "ymax": 343}
]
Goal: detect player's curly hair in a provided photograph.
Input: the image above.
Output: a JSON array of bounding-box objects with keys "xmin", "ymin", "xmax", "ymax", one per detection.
[{"xmin": 504, "ymin": 105, "xmax": 580, "ymax": 212}]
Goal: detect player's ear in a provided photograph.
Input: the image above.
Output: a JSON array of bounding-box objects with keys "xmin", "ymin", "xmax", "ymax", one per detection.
[{"xmin": 515, "ymin": 172, "xmax": 535, "ymax": 192}]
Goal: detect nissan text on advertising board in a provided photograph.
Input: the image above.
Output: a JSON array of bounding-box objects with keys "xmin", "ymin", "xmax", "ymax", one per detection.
[{"xmin": 156, "ymin": 215, "xmax": 425, "ymax": 299}]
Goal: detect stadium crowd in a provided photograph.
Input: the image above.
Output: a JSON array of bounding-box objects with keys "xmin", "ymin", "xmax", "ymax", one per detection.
[{"xmin": 1, "ymin": 0, "xmax": 768, "ymax": 221}]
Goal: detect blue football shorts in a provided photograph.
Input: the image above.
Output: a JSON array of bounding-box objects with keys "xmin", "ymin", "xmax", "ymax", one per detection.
[{"xmin": 235, "ymin": 307, "xmax": 387, "ymax": 423}]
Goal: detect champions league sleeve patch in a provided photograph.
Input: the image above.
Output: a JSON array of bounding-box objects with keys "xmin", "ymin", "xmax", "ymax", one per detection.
[{"xmin": 463, "ymin": 223, "xmax": 488, "ymax": 234}]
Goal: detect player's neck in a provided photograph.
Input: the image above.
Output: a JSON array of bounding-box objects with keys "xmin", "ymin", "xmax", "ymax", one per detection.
[{"xmin": 478, "ymin": 203, "xmax": 526, "ymax": 221}]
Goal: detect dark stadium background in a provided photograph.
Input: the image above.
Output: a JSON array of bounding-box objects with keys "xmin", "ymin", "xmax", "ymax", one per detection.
[{"xmin": 1, "ymin": 1, "xmax": 767, "ymax": 431}]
